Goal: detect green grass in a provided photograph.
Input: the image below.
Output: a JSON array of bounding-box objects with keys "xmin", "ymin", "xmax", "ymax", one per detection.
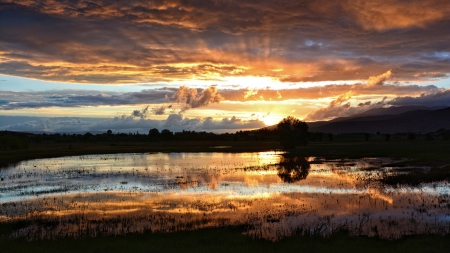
[{"xmin": 1, "ymin": 226, "xmax": 449, "ymax": 253}]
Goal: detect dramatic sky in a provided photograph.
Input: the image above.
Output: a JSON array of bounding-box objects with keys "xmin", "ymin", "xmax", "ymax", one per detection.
[{"xmin": 1, "ymin": 0, "xmax": 450, "ymax": 133}]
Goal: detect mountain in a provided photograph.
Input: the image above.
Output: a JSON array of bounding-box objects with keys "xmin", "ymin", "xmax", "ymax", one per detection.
[
  {"xmin": 308, "ymin": 107, "xmax": 450, "ymax": 134},
  {"xmin": 334, "ymin": 105, "xmax": 445, "ymax": 120},
  {"xmin": 305, "ymin": 106, "xmax": 445, "ymax": 130}
]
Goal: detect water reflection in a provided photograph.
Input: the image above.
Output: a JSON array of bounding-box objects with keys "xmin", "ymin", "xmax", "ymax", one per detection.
[
  {"xmin": 276, "ymin": 157, "xmax": 310, "ymax": 183},
  {"xmin": 0, "ymin": 152, "xmax": 449, "ymax": 240}
]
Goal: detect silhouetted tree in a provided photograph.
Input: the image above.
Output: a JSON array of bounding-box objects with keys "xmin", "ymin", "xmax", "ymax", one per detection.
[
  {"xmin": 148, "ymin": 128, "xmax": 160, "ymax": 138},
  {"xmin": 276, "ymin": 116, "xmax": 308, "ymax": 149},
  {"xmin": 442, "ymin": 131, "xmax": 450, "ymax": 141},
  {"xmin": 160, "ymin": 129, "xmax": 174, "ymax": 140},
  {"xmin": 276, "ymin": 156, "xmax": 310, "ymax": 183},
  {"xmin": 328, "ymin": 133, "xmax": 334, "ymax": 141},
  {"xmin": 106, "ymin": 129, "xmax": 112, "ymax": 135},
  {"xmin": 385, "ymin": 134, "xmax": 391, "ymax": 141},
  {"xmin": 408, "ymin": 133, "xmax": 416, "ymax": 140},
  {"xmin": 83, "ymin": 132, "xmax": 93, "ymax": 140}
]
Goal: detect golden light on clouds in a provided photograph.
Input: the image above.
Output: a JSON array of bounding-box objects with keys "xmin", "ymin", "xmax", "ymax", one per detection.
[{"xmin": 1, "ymin": 0, "xmax": 450, "ymax": 132}]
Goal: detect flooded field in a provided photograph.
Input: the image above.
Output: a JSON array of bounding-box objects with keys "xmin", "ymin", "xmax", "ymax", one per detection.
[{"xmin": 0, "ymin": 152, "xmax": 449, "ymax": 240}]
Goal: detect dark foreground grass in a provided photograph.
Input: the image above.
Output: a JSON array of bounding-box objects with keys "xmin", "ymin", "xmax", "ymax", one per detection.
[
  {"xmin": 0, "ymin": 140, "xmax": 282, "ymax": 166},
  {"xmin": 380, "ymin": 165, "xmax": 450, "ymax": 186},
  {"xmin": 3, "ymin": 139, "xmax": 450, "ymax": 165},
  {"xmin": 290, "ymin": 140, "xmax": 450, "ymax": 162},
  {"xmin": 2, "ymin": 226, "xmax": 449, "ymax": 253}
]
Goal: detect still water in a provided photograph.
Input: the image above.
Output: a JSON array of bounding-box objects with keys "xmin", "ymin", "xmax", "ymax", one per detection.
[{"xmin": 0, "ymin": 152, "xmax": 449, "ymax": 240}]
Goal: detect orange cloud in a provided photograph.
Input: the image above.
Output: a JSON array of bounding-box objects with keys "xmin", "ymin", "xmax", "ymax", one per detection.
[
  {"xmin": 365, "ymin": 70, "xmax": 392, "ymax": 87},
  {"xmin": 172, "ymin": 86, "xmax": 224, "ymax": 112},
  {"xmin": 1, "ymin": 0, "xmax": 450, "ymax": 84},
  {"xmin": 346, "ymin": 0, "xmax": 450, "ymax": 31},
  {"xmin": 304, "ymin": 70, "xmax": 396, "ymax": 121}
]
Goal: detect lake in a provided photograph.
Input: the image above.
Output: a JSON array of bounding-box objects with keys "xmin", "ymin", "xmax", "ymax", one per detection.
[{"xmin": 0, "ymin": 152, "xmax": 449, "ymax": 240}]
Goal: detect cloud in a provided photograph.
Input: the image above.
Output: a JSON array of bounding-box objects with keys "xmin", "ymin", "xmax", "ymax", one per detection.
[
  {"xmin": 346, "ymin": 0, "xmax": 450, "ymax": 31},
  {"xmin": 306, "ymin": 87, "xmax": 450, "ymax": 121},
  {"xmin": 276, "ymin": 91, "xmax": 282, "ymax": 99},
  {"xmin": 358, "ymin": 101, "xmax": 372, "ymax": 107},
  {"xmin": 329, "ymin": 91, "xmax": 354, "ymax": 107},
  {"xmin": 152, "ymin": 105, "xmax": 167, "ymax": 115},
  {"xmin": 131, "ymin": 105, "xmax": 169, "ymax": 117},
  {"xmin": 304, "ymin": 91, "xmax": 355, "ymax": 121},
  {"xmin": 221, "ymin": 116, "xmax": 241, "ymax": 125},
  {"xmin": 172, "ymin": 86, "xmax": 224, "ymax": 112},
  {"xmin": 5, "ymin": 0, "xmax": 449, "ymax": 32},
  {"xmin": 131, "ymin": 106, "xmax": 150, "ymax": 119},
  {"xmin": 388, "ymin": 89, "xmax": 450, "ymax": 107},
  {"xmin": 0, "ymin": 116, "xmax": 103, "ymax": 133},
  {"xmin": 0, "ymin": 114, "xmax": 265, "ymax": 133},
  {"xmin": 305, "ymin": 87, "xmax": 450, "ymax": 122},
  {"xmin": 305, "ymin": 96, "xmax": 387, "ymax": 121},
  {"xmin": 244, "ymin": 89, "xmax": 258, "ymax": 99},
  {"xmin": 0, "ymin": 84, "xmax": 441, "ymax": 111},
  {"xmin": 304, "ymin": 70, "xmax": 393, "ymax": 121},
  {"xmin": 0, "ymin": 88, "xmax": 173, "ymax": 110},
  {"xmin": 1, "ymin": 1, "xmax": 450, "ymax": 83},
  {"xmin": 365, "ymin": 70, "xmax": 392, "ymax": 87}
]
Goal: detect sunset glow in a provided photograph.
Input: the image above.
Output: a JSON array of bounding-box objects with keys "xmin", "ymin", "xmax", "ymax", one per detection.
[{"xmin": 1, "ymin": 0, "xmax": 450, "ymax": 133}]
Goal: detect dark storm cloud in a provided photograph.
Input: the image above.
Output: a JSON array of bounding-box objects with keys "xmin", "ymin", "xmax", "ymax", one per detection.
[
  {"xmin": 5, "ymin": 0, "xmax": 449, "ymax": 32},
  {"xmin": 1, "ymin": 0, "xmax": 450, "ymax": 83}
]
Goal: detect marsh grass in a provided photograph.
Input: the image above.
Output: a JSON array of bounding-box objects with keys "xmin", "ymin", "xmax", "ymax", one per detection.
[
  {"xmin": 2, "ymin": 139, "xmax": 450, "ymax": 251},
  {"xmin": 290, "ymin": 141, "xmax": 450, "ymax": 162},
  {"xmin": 1, "ymin": 225, "xmax": 450, "ymax": 253},
  {"xmin": 380, "ymin": 165, "xmax": 450, "ymax": 186}
]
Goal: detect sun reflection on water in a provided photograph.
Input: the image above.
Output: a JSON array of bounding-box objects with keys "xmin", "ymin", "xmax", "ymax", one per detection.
[{"xmin": 0, "ymin": 152, "xmax": 449, "ymax": 240}]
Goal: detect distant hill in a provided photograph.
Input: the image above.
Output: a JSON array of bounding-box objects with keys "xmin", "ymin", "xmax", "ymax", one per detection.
[
  {"xmin": 308, "ymin": 107, "xmax": 450, "ymax": 134},
  {"xmin": 333, "ymin": 105, "xmax": 445, "ymax": 120}
]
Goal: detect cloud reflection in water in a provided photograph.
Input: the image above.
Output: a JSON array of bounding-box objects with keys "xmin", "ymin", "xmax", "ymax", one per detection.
[{"xmin": 0, "ymin": 152, "xmax": 449, "ymax": 240}]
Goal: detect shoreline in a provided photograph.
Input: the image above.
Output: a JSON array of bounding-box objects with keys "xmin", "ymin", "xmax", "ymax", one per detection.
[{"xmin": 0, "ymin": 140, "xmax": 282, "ymax": 167}]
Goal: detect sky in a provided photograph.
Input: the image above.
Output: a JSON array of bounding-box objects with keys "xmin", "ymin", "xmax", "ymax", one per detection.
[{"xmin": 1, "ymin": 0, "xmax": 450, "ymax": 133}]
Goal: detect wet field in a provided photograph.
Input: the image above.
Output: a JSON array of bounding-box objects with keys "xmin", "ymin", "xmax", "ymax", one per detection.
[{"xmin": 0, "ymin": 152, "xmax": 449, "ymax": 240}]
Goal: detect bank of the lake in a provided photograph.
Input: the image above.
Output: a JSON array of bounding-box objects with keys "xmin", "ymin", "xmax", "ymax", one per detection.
[
  {"xmin": 0, "ymin": 140, "xmax": 281, "ymax": 166},
  {"xmin": 3, "ymin": 139, "xmax": 450, "ymax": 167}
]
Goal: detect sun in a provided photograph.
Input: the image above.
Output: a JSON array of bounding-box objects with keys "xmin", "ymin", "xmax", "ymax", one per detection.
[{"xmin": 262, "ymin": 114, "xmax": 283, "ymax": 126}]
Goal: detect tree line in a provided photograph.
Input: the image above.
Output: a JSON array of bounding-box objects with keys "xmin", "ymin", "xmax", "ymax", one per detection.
[{"xmin": 1, "ymin": 116, "xmax": 449, "ymax": 151}]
